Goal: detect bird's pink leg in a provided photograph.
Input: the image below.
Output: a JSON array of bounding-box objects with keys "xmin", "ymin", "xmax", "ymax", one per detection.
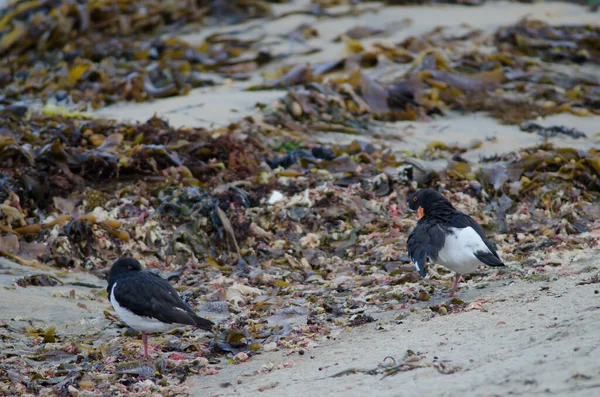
[
  {"xmin": 449, "ymin": 274, "xmax": 461, "ymax": 297},
  {"xmin": 142, "ymin": 332, "xmax": 149, "ymax": 359}
]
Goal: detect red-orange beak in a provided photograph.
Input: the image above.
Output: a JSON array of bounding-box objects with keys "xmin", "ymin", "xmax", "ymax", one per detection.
[{"xmin": 417, "ymin": 206, "xmax": 424, "ymax": 219}]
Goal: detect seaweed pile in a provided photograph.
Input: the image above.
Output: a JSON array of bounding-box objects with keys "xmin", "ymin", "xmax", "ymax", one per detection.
[
  {"xmin": 0, "ymin": 0, "xmax": 302, "ymax": 108},
  {"xmin": 495, "ymin": 18, "xmax": 600, "ymax": 64},
  {"xmin": 2, "ymin": 1, "xmax": 597, "ymax": 113},
  {"xmin": 261, "ymin": 19, "xmax": 600, "ymax": 128}
]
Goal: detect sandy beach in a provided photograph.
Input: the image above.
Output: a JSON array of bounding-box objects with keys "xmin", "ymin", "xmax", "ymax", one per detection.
[
  {"xmin": 1, "ymin": 1, "xmax": 600, "ymax": 396},
  {"xmin": 190, "ymin": 264, "xmax": 600, "ymax": 397}
]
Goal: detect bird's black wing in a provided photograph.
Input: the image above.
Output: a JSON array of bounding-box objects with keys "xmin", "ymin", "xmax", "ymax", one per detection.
[
  {"xmin": 113, "ymin": 273, "xmax": 214, "ymax": 331},
  {"xmin": 147, "ymin": 272, "xmax": 196, "ymax": 312},
  {"xmin": 407, "ymin": 220, "xmax": 447, "ymax": 276}
]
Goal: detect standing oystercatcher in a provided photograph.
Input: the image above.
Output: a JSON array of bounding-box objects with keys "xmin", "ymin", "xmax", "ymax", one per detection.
[
  {"xmin": 406, "ymin": 189, "xmax": 504, "ymax": 296},
  {"xmin": 107, "ymin": 258, "xmax": 215, "ymax": 358}
]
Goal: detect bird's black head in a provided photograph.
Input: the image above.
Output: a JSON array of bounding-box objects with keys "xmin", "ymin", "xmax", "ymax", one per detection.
[
  {"xmin": 407, "ymin": 188, "xmax": 453, "ymax": 219},
  {"xmin": 108, "ymin": 257, "xmax": 142, "ymax": 284}
]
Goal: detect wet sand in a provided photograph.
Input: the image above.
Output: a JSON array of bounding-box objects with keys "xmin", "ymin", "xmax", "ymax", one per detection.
[
  {"xmin": 189, "ymin": 261, "xmax": 600, "ymax": 397},
  {"xmin": 0, "ymin": 258, "xmax": 109, "ymax": 335}
]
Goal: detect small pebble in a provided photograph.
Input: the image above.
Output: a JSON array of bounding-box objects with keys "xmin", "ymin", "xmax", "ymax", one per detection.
[
  {"xmin": 263, "ymin": 342, "xmax": 278, "ymax": 352},
  {"xmin": 234, "ymin": 352, "xmax": 250, "ymax": 363}
]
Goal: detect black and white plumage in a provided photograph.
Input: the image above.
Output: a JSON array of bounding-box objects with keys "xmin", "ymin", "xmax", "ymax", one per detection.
[
  {"xmin": 406, "ymin": 189, "xmax": 504, "ymax": 296},
  {"xmin": 107, "ymin": 258, "xmax": 214, "ymax": 358}
]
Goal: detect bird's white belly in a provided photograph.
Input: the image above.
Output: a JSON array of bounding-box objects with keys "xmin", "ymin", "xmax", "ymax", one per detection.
[
  {"xmin": 436, "ymin": 226, "xmax": 490, "ymax": 274},
  {"xmin": 110, "ymin": 283, "xmax": 180, "ymax": 334}
]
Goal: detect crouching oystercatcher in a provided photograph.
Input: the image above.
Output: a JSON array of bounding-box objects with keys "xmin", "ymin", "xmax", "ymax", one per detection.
[
  {"xmin": 406, "ymin": 189, "xmax": 504, "ymax": 296},
  {"xmin": 107, "ymin": 258, "xmax": 215, "ymax": 358}
]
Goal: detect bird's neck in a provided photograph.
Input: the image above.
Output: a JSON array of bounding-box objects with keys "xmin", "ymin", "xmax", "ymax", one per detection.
[
  {"xmin": 423, "ymin": 202, "xmax": 456, "ymax": 219},
  {"xmin": 106, "ymin": 274, "xmax": 121, "ymax": 294},
  {"xmin": 106, "ymin": 279, "xmax": 115, "ymax": 295}
]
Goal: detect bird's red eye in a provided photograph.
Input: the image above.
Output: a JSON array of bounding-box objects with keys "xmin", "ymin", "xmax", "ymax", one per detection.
[
  {"xmin": 128, "ymin": 265, "xmax": 133, "ymax": 270},
  {"xmin": 413, "ymin": 196, "xmax": 418, "ymax": 202}
]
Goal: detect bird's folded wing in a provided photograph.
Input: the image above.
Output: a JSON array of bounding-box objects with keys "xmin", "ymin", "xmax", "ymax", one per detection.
[
  {"xmin": 113, "ymin": 277, "xmax": 198, "ymax": 326},
  {"xmin": 407, "ymin": 222, "xmax": 447, "ymax": 271},
  {"xmin": 147, "ymin": 272, "xmax": 196, "ymax": 312}
]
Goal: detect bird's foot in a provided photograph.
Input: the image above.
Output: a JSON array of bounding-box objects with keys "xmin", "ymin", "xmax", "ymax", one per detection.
[{"xmin": 142, "ymin": 332, "xmax": 150, "ymax": 360}]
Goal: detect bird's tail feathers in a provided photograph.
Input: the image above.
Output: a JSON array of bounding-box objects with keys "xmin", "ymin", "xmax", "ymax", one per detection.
[
  {"xmin": 475, "ymin": 251, "xmax": 504, "ymax": 267},
  {"xmin": 192, "ymin": 315, "xmax": 215, "ymax": 332}
]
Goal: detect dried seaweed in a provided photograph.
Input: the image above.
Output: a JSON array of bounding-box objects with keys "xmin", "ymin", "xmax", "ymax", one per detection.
[
  {"xmin": 0, "ymin": 1, "xmax": 294, "ymax": 108},
  {"xmin": 495, "ymin": 18, "xmax": 600, "ymax": 64},
  {"xmin": 0, "ymin": 0, "xmax": 275, "ymax": 57},
  {"xmin": 15, "ymin": 274, "xmax": 63, "ymax": 287},
  {"xmin": 520, "ymin": 122, "xmax": 587, "ymax": 139},
  {"xmin": 260, "ymin": 21, "xmax": 599, "ymax": 127}
]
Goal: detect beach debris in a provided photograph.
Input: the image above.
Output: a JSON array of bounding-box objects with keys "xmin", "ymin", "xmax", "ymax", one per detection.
[
  {"xmin": 520, "ymin": 122, "xmax": 587, "ymax": 139},
  {"xmin": 331, "ymin": 352, "xmax": 461, "ymax": 379},
  {"xmin": 15, "ymin": 274, "xmax": 63, "ymax": 288}
]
